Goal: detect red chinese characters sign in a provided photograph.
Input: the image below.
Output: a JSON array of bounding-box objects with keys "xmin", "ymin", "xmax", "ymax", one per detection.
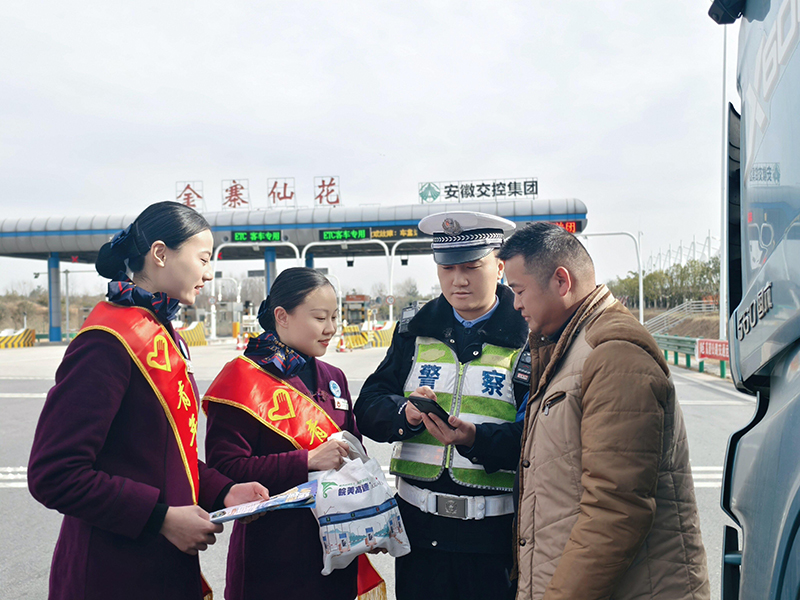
[
  {"xmin": 268, "ymin": 178, "xmax": 296, "ymax": 208},
  {"xmin": 696, "ymin": 339, "xmax": 729, "ymax": 361},
  {"xmin": 222, "ymin": 179, "xmax": 250, "ymax": 209},
  {"xmin": 314, "ymin": 176, "xmax": 340, "ymax": 206},
  {"xmin": 175, "ymin": 181, "xmax": 205, "ymax": 211}
]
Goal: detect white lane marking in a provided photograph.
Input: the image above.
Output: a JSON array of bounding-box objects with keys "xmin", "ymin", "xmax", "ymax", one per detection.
[
  {"xmin": 0, "ymin": 467, "xmax": 27, "ymax": 488},
  {"xmin": 694, "ymin": 482, "xmax": 722, "ymax": 488},
  {"xmin": 680, "ymin": 400, "xmax": 751, "ymax": 406},
  {"xmin": 672, "ymin": 370, "xmax": 755, "ymax": 402},
  {"xmin": 0, "ymin": 393, "xmax": 47, "ymax": 398}
]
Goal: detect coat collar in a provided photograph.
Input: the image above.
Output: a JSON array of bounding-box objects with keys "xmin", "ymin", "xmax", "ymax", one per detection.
[
  {"xmin": 406, "ymin": 284, "xmax": 529, "ymax": 349},
  {"xmin": 529, "ymin": 284, "xmax": 614, "ymax": 397}
]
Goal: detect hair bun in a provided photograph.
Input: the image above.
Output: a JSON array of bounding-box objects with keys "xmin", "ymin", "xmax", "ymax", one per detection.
[
  {"xmin": 257, "ymin": 298, "xmax": 271, "ymax": 331},
  {"xmin": 95, "ymin": 241, "xmax": 128, "ymax": 279}
]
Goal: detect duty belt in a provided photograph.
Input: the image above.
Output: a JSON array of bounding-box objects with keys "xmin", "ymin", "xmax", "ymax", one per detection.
[{"xmin": 397, "ymin": 479, "xmax": 514, "ymax": 520}]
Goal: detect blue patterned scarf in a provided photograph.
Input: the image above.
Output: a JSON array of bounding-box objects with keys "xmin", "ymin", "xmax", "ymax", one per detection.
[
  {"xmin": 107, "ymin": 274, "xmax": 181, "ymax": 323},
  {"xmin": 244, "ymin": 330, "xmax": 307, "ymax": 378}
]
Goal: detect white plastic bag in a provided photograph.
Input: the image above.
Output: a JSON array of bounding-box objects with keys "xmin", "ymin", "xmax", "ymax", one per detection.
[{"xmin": 309, "ymin": 431, "xmax": 411, "ymax": 575}]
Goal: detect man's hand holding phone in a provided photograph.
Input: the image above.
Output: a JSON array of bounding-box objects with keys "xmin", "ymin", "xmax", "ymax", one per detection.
[{"xmin": 404, "ymin": 387, "xmax": 477, "ymax": 447}]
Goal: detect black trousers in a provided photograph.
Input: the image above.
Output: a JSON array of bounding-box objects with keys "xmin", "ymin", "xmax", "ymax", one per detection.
[{"xmin": 395, "ymin": 546, "xmax": 516, "ymax": 600}]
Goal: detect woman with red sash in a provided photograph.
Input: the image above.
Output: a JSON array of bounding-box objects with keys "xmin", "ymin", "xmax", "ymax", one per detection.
[
  {"xmin": 28, "ymin": 202, "xmax": 269, "ymax": 600},
  {"xmin": 204, "ymin": 267, "xmax": 362, "ymax": 600}
]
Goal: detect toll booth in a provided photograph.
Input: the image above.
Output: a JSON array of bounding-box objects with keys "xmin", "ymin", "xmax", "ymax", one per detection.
[
  {"xmin": 214, "ymin": 301, "xmax": 243, "ymax": 336},
  {"xmin": 182, "ymin": 307, "xmax": 208, "ymax": 326},
  {"xmin": 343, "ymin": 294, "xmax": 369, "ymax": 324}
]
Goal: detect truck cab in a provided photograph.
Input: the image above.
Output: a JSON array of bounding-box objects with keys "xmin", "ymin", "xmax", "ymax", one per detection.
[{"xmin": 710, "ymin": 0, "xmax": 800, "ymax": 597}]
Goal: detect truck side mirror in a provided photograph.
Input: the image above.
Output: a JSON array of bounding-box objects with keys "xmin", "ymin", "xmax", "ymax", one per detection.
[{"xmin": 708, "ymin": 0, "xmax": 745, "ymax": 24}]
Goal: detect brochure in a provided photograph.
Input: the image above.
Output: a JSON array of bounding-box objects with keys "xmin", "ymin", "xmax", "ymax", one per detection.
[{"xmin": 210, "ymin": 480, "xmax": 318, "ymax": 523}]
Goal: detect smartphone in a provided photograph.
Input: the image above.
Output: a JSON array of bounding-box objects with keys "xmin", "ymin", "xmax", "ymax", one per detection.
[{"xmin": 407, "ymin": 396, "xmax": 457, "ymax": 429}]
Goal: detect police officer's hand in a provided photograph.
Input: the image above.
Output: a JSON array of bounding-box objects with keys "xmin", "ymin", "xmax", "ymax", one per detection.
[
  {"xmin": 420, "ymin": 412, "xmax": 477, "ymax": 448},
  {"xmin": 308, "ymin": 439, "xmax": 350, "ymax": 471},
  {"xmin": 160, "ymin": 505, "xmax": 223, "ymax": 555},
  {"xmin": 405, "ymin": 386, "xmax": 437, "ymax": 426}
]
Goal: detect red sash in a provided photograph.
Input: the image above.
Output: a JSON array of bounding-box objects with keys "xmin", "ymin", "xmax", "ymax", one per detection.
[
  {"xmin": 80, "ymin": 302, "xmax": 201, "ymax": 502},
  {"xmin": 78, "ymin": 302, "xmax": 213, "ymax": 599},
  {"xmin": 202, "ymin": 356, "xmax": 340, "ymax": 449},
  {"xmin": 204, "ymin": 356, "xmax": 384, "ymax": 600}
]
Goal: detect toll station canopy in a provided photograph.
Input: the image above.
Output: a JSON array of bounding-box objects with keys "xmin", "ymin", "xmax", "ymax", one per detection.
[{"xmin": 0, "ymin": 198, "xmax": 588, "ymax": 263}]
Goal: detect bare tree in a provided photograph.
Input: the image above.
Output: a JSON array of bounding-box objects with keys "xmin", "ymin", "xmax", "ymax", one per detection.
[
  {"xmin": 241, "ymin": 278, "xmax": 266, "ymax": 307},
  {"xmin": 397, "ymin": 278, "xmax": 421, "ymax": 300},
  {"xmin": 371, "ymin": 282, "xmax": 388, "ymax": 298}
]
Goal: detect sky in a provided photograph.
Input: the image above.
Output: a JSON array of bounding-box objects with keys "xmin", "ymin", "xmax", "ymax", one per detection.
[{"xmin": 0, "ymin": 1, "xmax": 739, "ymax": 300}]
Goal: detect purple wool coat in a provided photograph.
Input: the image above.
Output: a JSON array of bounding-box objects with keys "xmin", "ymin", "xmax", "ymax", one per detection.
[
  {"xmin": 205, "ymin": 358, "xmax": 360, "ymax": 600},
  {"xmin": 28, "ymin": 325, "xmax": 233, "ymax": 600}
]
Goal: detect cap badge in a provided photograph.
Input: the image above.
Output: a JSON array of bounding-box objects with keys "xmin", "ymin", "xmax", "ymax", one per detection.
[{"xmin": 441, "ymin": 218, "xmax": 463, "ymax": 236}]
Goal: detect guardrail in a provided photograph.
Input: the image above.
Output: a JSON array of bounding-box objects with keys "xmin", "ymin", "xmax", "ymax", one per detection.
[
  {"xmin": 653, "ymin": 334, "xmax": 728, "ymax": 378},
  {"xmin": 0, "ymin": 329, "xmax": 36, "ymax": 349},
  {"xmin": 645, "ymin": 300, "xmax": 718, "ymax": 335}
]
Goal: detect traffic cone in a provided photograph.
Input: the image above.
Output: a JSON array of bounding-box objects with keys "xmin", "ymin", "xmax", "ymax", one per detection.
[
  {"xmin": 336, "ymin": 334, "xmax": 349, "ymax": 353},
  {"xmin": 236, "ymin": 333, "xmax": 248, "ymax": 351}
]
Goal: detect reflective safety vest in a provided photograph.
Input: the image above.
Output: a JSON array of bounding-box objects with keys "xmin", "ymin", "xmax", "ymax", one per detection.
[{"xmin": 389, "ymin": 337, "xmax": 522, "ymax": 491}]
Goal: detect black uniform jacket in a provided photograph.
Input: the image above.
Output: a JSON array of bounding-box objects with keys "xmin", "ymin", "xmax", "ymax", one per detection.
[{"xmin": 354, "ymin": 284, "xmax": 528, "ymax": 554}]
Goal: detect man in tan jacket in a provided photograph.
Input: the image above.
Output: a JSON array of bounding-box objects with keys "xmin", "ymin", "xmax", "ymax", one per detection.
[{"xmin": 498, "ymin": 223, "xmax": 710, "ymax": 600}]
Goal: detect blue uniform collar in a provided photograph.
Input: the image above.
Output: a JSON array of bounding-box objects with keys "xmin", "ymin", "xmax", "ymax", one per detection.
[{"xmin": 452, "ymin": 296, "xmax": 499, "ymax": 328}]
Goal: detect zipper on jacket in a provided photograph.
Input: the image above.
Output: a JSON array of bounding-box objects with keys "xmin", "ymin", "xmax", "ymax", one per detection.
[
  {"xmin": 446, "ymin": 360, "xmax": 467, "ymax": 469},
  {"xmin": 542, "ymin": 393, "xmax": 566, "ymax": 416}
]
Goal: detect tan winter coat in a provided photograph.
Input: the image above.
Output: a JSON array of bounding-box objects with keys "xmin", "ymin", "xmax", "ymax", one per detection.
[{"xmin": 516, "ymin": 286, "xmax": 710, "ymax": 600}]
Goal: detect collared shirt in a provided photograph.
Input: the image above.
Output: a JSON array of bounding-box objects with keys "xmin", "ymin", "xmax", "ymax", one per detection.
[{"xmin": 452, "ymin": 296, "xmax": 499, "ymax": 328}]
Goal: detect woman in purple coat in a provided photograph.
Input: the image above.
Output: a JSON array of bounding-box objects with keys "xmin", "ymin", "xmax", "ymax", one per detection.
[
  {"xmin": 204, "ymin": 268, "xmax": 360, "ymax": 600},
  {"xmin": 28, "ymin": 202, "xmax": 269, "ymax": 600}
]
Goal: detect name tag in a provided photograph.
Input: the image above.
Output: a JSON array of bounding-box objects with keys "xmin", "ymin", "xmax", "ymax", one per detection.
[{"xmin": 334, "ymin": 397, "xmax": 349, "ymax": 411}]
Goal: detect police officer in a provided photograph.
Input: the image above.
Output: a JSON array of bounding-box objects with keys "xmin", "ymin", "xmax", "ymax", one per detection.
[{"xmin": 354, "ymin": 211, "xmax": 529, "ymax": 600}]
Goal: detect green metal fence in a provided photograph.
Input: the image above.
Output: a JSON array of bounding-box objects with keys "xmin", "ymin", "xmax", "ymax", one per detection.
[{"xmin": 653, "ymin": 334, "xmax": 727, "ymax": 378}]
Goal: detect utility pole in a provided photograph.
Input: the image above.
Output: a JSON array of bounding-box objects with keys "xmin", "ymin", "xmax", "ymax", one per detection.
[{"xmin": 719, "ymin": 24, "xmax": 729, "ymax": 340}]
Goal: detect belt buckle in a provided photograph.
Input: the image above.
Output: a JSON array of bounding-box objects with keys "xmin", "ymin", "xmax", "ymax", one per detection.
[{"xmin": 436, "ymin": 494, "xmax": 467, "ymax": 519}]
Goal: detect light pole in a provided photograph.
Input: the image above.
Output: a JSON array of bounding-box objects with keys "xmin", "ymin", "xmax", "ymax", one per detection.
[
  {"xmin": 217, "ymin": 277, "xmax": 242, "ymax": 303},
  {"xmin": 578, "ymin": 231, "xmax": 644, "ymax": 324}
]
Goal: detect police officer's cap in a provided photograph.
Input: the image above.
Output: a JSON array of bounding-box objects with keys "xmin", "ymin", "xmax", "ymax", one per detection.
[{"xmin": 418, "ymin": 211, "xmax": 516, "ymax": 266}]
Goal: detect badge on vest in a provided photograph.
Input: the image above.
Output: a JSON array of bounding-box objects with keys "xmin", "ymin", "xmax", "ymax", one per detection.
[
  {"xmin": 512, "ymin": 348, "xmax": 532, "ymax": 385},
  {"xmin": 329, "ymin": 380, "xmax": 342, "ymax": 397}
]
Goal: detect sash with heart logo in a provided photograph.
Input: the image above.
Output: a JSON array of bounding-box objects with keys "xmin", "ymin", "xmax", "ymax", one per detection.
[
  {"xmin": 146, "ymin": 335, "xmax": 172, "ymax": 372},
  {"xmin": 78, "ymin": 301, "xmax": 200, "ymax": 504},
  {"xmin": 203, "ymin": 356, "xmax": 340, "ymax": 450}
]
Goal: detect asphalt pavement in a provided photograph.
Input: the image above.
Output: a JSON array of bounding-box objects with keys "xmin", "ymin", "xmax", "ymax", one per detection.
[{"xmin": 0, "ymin": 342, "xmax": 756, "ymax": 599}]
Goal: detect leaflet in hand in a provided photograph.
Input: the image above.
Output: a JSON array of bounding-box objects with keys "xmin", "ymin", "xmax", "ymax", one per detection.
[{"xmin": 210, "ymin": 480, "xmax": 318, "ymax": 523}]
